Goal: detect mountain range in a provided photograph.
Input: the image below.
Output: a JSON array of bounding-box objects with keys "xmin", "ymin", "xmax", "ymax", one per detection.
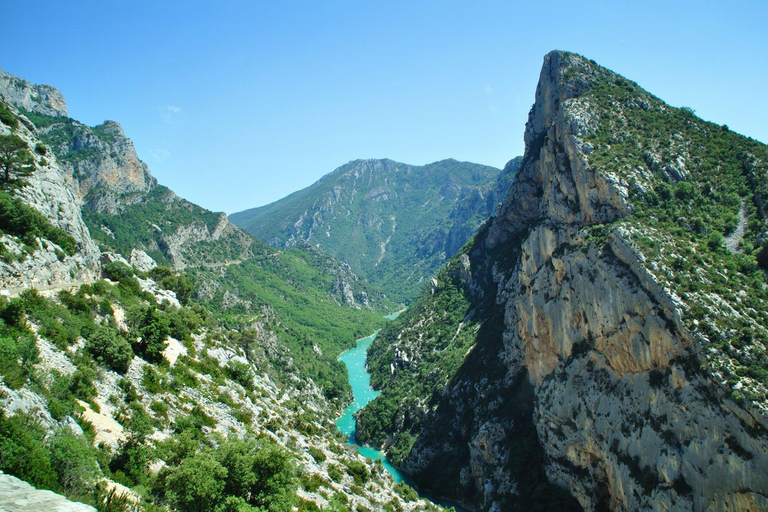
[{"xmin": 230, "ymin": 157, "xmax": 520, "ymax": 304}]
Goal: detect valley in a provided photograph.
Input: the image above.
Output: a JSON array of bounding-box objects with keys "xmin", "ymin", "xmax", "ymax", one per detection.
[{"xmin": 0, "ymin": 45, "xmax": 767, "ymax": 512}]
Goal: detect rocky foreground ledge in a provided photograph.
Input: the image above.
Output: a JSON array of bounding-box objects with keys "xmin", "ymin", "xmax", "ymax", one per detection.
[{"xmin": 0, "ymin": 472, "xmax": 95, "ymax": 512}]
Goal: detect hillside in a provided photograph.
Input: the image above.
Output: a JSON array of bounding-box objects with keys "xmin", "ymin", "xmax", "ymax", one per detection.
[
  {"xmin": 0, "ymin": 68, "xmax": 439, "ymax": 511},
  {"xmin": 357, "ymin": 51, "xmax": 768, "ymax": 511},
  {"xmin": 231, "ymin": 157, "xmax": 519, "ymax": 304}
]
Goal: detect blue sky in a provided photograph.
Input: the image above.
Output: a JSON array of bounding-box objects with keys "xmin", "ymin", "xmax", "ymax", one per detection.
[{"xmin": 1, "ymin": 1, "xmax": 766, "ymax": 213}]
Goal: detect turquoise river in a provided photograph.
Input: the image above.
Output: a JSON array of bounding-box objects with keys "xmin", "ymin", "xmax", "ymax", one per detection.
[{"xmin": 335, "ymin": 311, "xmax": 465, "ymax": 511}]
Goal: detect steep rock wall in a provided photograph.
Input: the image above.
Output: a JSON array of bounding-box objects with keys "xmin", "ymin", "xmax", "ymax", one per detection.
[
  {"xmin": 0, "ymin": 107, "xmax": 100, "ymax": 291},
  {"xmin": 376, "ymin": 51, "xmax": 768, "ymax": 511}
]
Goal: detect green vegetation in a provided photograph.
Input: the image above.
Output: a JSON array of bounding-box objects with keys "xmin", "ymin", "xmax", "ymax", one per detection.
[
  {"xmin": 85, "ymin": 326, "xmax": 133, "ymax": 373},
  {"xmin": 0, "ymin": 134, "xmax": 34, "ymax": 189},
  {"xmin": 0, "ymin": 190, "xmax": 77, "ymax": 258},
  {"xmin": 189, "ymin": 247, "xmax": 387, "ymax": 402},
  {"xmin": 230, "ymin": 158, "xmax": 512, "ymax": 304},
  {"xmin": 0, "ymin": 101, "xmax": 19, "ymax": 129},
  {"xmin": 82, "ymin": 185, "xmax": 231, "ymax": 267},
  {"xmin": 358, "ymin": 255, "xmax": 478, "ymax": 460},
  {"xmin": 561, "ymin": 56, "xmax": 768, "ymax": 408},
  {"xmin": 16, "ymin": 107, "xmax": 68, "ymax": 129}
]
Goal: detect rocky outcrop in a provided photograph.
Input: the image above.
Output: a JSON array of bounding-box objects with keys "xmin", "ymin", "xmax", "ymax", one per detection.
[
  {"xmin": 231, "ymin": 158, "xmax": 513, "ymax": 303},
  {"xmin": 0, "ymin": 105, "xmax": 100, "ymax": 291},
  {"xmin": 0, "ymin": 67, "xmax": 67, "ymax": 117},
  {"xmin": 41, "ymin": 119, "xmax": 156, "ymax": 213},
  {"xmin": 0, "ymin": 472, "xmax": 95, "ymax": 511},
  {"xmin": 368, "ymin": 51, "xmax": 768, "ymax": 511}
]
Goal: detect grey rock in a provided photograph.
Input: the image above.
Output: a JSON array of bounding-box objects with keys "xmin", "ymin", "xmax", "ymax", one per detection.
[
  {"xmin": 0, "ymin": 471, "xmax": 95, "ymax": 511},
  {"xmin": 0, "ymin": 67, "xmax": 68, "ymax": 117},
  {"xmin": 130, "ymin": 249, "xmax": 156, "ymax": 272}
]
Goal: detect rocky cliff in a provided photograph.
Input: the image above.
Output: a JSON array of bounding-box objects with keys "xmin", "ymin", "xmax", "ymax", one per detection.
[
  {"xmin": 360, "ymin": 51, "xmax": 768, "ymax": 511},
  {"xmin": 0, "ymin": 101, "xmax": 100, "ymax": 291},
  {"xmin": 0, "ymin": 66, "xmax": 67, "ymax": 117}
]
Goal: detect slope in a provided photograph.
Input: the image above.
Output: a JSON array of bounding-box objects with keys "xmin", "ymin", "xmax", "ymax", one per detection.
[
  {"xmin": 231, "ymin": 157, "xmax": 519, "ymax": 304},
  {"xmin": 0, "ymin": 66, "xmax": 437, "ymax": 511},
  {"xmin": 358, "ymin": 51, "xmax": 768, "ymax": 511}
]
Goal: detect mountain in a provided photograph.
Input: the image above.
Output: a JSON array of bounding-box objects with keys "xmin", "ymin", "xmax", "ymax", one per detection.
[
  {"xmin": 357, "ymin": 51, "xmax": 768, "ymax": 510},
  {"xmin": 0, "ymin": 68, "xmax": 438, "ymax": 511},
  {"xmin": 231, "ymin": 157, "xmax": 520, "ymax": 304}
]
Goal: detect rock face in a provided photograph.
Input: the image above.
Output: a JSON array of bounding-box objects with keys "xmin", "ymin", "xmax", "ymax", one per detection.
[
  {"xmin": 0, "ymin": 471, "xmax": 95, "ymax": 511},
  {"xmin": 0, "ymin": 67, "xmax": 67, "ymax": 117},
  {"xmin": 231, "ymin": 158, "xmax": 519, "ymax": 303},
  {"xmin": 0, "ymin": 103, "xmax": 100, "ymax": 291},
  {"xmin": 361, "ymin": 51, "xmax": 768, "ymax": 511},
  {"xmin": 52, "ymin": 119, "xmax": 157, "ymax": 213},
  {"xmin": 0, "ymin": 68, "xmax": 255, "ymax": 270}
]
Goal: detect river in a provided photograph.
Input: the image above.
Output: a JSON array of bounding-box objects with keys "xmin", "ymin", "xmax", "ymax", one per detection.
[{"xmin": 335, "ymin": 311, "xmax": 466, "ymax": 511}]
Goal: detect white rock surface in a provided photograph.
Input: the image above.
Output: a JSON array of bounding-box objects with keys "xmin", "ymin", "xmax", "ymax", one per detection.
[{"xmin": 0, "ymin": 471, "xmax": 95, "ymax": 511}]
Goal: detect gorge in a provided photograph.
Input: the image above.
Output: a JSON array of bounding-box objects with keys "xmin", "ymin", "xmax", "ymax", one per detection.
[{"xmin": 0, "ymin": 48, "xmax": 767, "ymax": 512}]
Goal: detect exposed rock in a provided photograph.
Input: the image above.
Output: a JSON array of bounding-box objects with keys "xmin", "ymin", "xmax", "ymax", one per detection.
[
  {"xmin": 130, "ymin": 249, "xmax": 156, "ymax": 272},
  {"xmin": 231, "ymin": 158, "xmax": 517, "ymax": 303},
  {"xmin": 374, "ymin": 51, "xmax": 768, "ymax": 511},
  {"xmin": 0, "ymin": 471, "xmax": 95, "ymax": 511},
  {"xmin": 0, "ymin": 67, "xmax": 67, "ymax": 117},
  {"xmin": 0, "ymin": 109, "xmax": 100, "ymax": 291}
]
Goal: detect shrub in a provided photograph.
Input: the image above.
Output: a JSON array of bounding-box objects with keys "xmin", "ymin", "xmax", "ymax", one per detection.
[
  {"xmin": 48, "ymin": 428, "xmax": 101, "ymax": 496},
  {"xmin": 85, "ymin": 326, "xmax": 133, "ymax": 373},
  {"xmin": 128, "ymin": 305, "xmax": 169, "ymax": 363},
  {"xmin": 164, "ymin": 451, "xmax": 228, "ymax": 511},
  {"xmin": 0, "ymin": 191, "xmax": 77, "ymax": 254},
  {"xmin": 103, "ymin": 260, "xmax": 134, "ymax": 282},
  {"xmin": 308, "ymin": 446, "xmax": 326, "ymax": 464},
  {"xmin": 0, "ymin": 411, "xmax": 58, "ymax": 490},
  {"xmin": 0, "ymin": 332, "xmax": 38, "ymax": 389},
  {"xmin": 0, "ymin": 103, "xmax": 18, "ymax": 129},
  {"xmin": 344, "ymin": 460, "xmax": 370, "ymax": 486}
]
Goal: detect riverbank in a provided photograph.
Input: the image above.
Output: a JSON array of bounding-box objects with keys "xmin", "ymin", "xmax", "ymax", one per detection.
[{"xmin": 335, "ymin": 319, "xmax": 468, "ymax": 512}]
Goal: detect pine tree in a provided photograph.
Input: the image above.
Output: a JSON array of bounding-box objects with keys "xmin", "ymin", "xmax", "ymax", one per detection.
[{"xmin": 0, "ymin": 135, "xmax": 34, "ymax": 189}]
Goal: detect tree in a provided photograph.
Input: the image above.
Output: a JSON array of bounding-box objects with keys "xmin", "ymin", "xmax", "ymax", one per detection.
[
  {"xmin": 0, "ymin": 135, "xmax": 34, "ymax": 189},
  {"xmin": 165, "ymin": 451, "xmax": 227, "ymax": 512},
  {"xmin": 85, "ymin": 326, "xmax": 134, "ymax": 373},
  {"xmin": 128, "ymin": 304, "xmax": 170, "ymax": 363}
]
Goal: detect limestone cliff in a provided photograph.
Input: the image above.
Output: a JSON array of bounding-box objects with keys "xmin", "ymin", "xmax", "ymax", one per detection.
[
  {"xmin": 44, "ymin": 119, "xmax": 157, "ymax": 213},
  {"xmin": 361, "ymin": 51, "xmax": 768, "ymax": 511},
  {"xmin": 0, "ymin": 102, "xmax": 99, "ymax": 291},
  {"xmin": 0, "ymin": 68, "xmax": 256, "ymax": 269},
  {"xmin": 0, "ymin": 66, "xmax": 67, "ymax": 117}
]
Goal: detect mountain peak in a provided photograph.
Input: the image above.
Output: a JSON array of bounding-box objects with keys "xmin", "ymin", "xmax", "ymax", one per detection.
[{"xmin": 0, "ymin": 67, "xmax": 68, "ymax": 118}]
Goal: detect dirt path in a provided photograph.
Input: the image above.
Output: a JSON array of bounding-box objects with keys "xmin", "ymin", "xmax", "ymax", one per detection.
[{"xmin": 1, "ymin": 279, "xmax": 98, "ymax": 298}]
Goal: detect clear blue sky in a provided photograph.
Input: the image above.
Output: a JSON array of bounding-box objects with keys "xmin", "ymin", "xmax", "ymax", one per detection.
[{"xmin": 1, "ymin": 1, "xmax": 766, "ymax": 213}]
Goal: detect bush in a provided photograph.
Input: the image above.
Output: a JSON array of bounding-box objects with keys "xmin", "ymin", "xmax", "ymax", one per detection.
[
  {"xmin": 69, "ymin": 367, "xmax": 97, "ymax": 401},
  {"xmin": 164, "ymin": 451, "xmax": 228, "ymax": 511},
  {"xmin": 0, "ymin": 411, "xmax": 58, "ymax": 490},
  {"xmin": 0, "ymin": 103, "xmax": 18, "ymax": 129},
  {"xmin": 344, "ymin": 460, "xmax": 370, "ymax": 486},
  {"xmin": 128, "ymin": 305, "xmax": 169, "ymax": 363},
  {"xmin": 85, "ymin": 326, "xmax": 133, "ymax": 373},
  {"xmin": 103, "ymin": 260, "xmax": 134, "ymax": 282},
  {"xmin": 308, "ymin": 446, "xmax": 326, "ymax": 464},
  {"xmin": 0, "ymin": 332, "xmax": 38, "ymax": 389},
  {"xmin": 48, "ymin": 429, "xmax": 101, "ymax": 496},
  {"xmin": 0, "ymin": 191, "xmax": 77, "ymax": 254}
]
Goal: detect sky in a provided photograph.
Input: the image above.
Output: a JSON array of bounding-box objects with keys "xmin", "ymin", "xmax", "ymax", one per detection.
[{"xmin": 1, "ymin": 1, "xmax": 766, "ymax": 214}]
